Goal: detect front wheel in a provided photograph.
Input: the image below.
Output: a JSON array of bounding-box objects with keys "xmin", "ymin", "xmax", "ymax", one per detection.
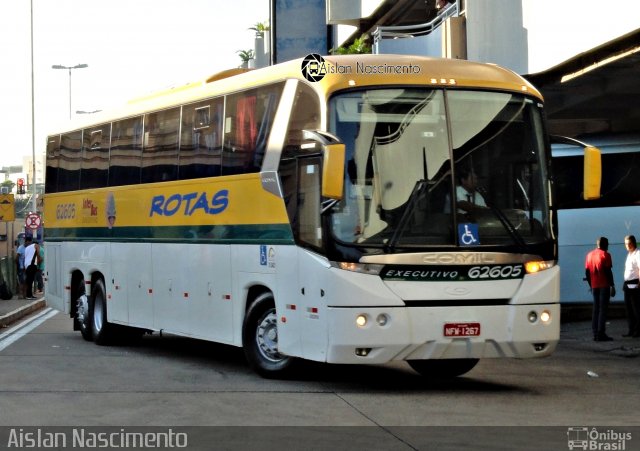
[
  {"xmin": 242, "ymin": 292, "xmax": 294, "ymax": 378},
  {"xmin": 408, "ymin": 359, "xmax": 479, "ymax": 378}
]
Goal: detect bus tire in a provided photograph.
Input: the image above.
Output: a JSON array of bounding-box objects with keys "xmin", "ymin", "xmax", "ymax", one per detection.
[
  {"xmin": 242, "ymin": 292, "xmax": 294, "ymax": 378},
  {"xmin": 75, "ymin": 279, "xmax": 93, "ymax": 342},
  {"xmin": 91, "ymin": 279, "xmax": 112, "ymax": 345},
  {"xmin": 408, "ymin": 358, "xmax": 479, "ymax": 378}
]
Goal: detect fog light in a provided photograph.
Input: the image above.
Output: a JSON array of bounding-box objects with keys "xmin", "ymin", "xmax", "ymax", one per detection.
[
  {"xmin": 540, "ymin": 310, "xmax": 551, "ymax": 323},
  {"xmin": 356, "ymin": 314, "xmax": 367, "ymax": 327},
  {"xmin": 355, "ymin": 348, "xmax": 371, "ymax": 356},
  {"xmin": 376, "ymin": 314, "xmax": 389, "ymax": 326},
  {"xmin": 527, "ymin": 311, "xmax": 538, "ymax": 323}
]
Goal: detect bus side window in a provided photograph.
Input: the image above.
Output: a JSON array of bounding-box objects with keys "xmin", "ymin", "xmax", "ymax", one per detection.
[
  {"xmin": 283, "ymin": 83, "xmax": 321, "ymax": 155},
  {"xmin": 222, "ymin": 83, "xmax": 283, "ymax": 175},
  {"xmin": 80, "ymin": 124, "xmax": 110, "ymax": 189},
  {"xmin": 298, "ymin": 157, "xmax": 323, "ymax": 249},
  {"xmin": 280, "ymin": 84, "xmax": 322, "ymax": 242},
  {"xmin": 142, "ymin": 108, "xmax": 179, "ymax": 183},
  {"xmin": 109, "ymin": 116, "xmax": 143, "ymax": 186},
  {"xmin": 59, "ymin": 130, "xmax": 82, "ymax": 192},
  {"xmin": 45, "ymin": 135, "xmax": 61, "ymax": 193},
  {"xmin": 179, "ymin": 99, "xmax": 223, "ymax": 179}
]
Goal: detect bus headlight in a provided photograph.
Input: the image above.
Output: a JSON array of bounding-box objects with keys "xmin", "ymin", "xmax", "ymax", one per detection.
[
  {"xmin": 332, "ymin": 262, "xmax": 383, "ymax": 275},
  {"xmin": 540, "ymin": 310, "xmax": 551, "ymax": 324},
  {"xmin": 528, "ymin": 310, "xmax": 552, "ymax": 324},
  {"xmin": 356, "ymin": 314, "xmax": 368, "ymax": 327},
  {"xmin": 525, "ymin": 260, "xmax": 555, "ymax": 274}
]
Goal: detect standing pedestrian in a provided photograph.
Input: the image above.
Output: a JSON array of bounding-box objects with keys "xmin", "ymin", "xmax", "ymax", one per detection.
[
  {"xmin": 585, "ymin": 236, "xmax": 616, "ymax": 341},
  {"xmin": 23, "ymin": 236, "xmax": 41, "ymax": 300},
  {"xmin": 35, "ymin": 241, "xmax": 45, "ymax": 295},
  {"xmin": 15, "ymin": 239, "xmax": 26, "ymax": 299},
  {"xmin": 622, "ymin": 235, "xmax": 640, "ymax": 337}
]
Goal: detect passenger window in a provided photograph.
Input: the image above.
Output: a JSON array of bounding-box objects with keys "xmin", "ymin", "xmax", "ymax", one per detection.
[
  {"xmin": 142, "ymin": 108, "xmax": 180, "ymax": 183},
  {"xmin": 80, "ymin": 124, "xmax": 110, "ymax": 189},
  {"xmin": 109, "ymin": 116, "xmax": 143, "ymax": 186},
  {"xmin": 179, "ymin": 99, "xmax": 223, "ymax": 179},
  {"xmin": 222, "ymin": 83, "xmax": 283, "ymax": 175},
  {"xmin": 59, "ymin": 131, "xmax": 82, "ymax": 191},
  {"xmin": 45, "ymin": 135, "xmax": 61, "ymax": 193}
]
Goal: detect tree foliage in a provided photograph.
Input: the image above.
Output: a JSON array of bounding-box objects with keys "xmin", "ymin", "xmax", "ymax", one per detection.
[{"xmin": 332, "ymin": 35, "xmax": 371, "ymax": 55}]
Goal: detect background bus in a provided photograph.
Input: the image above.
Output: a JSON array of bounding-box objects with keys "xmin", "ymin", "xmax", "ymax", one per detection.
[
  {"xmin": 44, "ymin": 55, "xmax": 599, "ymax": 378},
  {"xmin": 552, "ymin": 133, "xmax": 640, "ymax": 303}
]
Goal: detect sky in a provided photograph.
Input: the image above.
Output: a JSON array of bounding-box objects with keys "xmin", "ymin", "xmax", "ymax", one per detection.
[{"xmin": 0, "ymin": 0, "xmax": 639, "ymax": 168}]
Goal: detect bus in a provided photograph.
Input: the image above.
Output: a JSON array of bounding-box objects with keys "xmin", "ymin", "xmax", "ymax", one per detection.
[
  {"xmin": 44, "ymin": 54, "xmax": 600, "ymax": 378},
  {"xmin": 553, "ymin": 133, "xmax": 640, "ymax": 302}
]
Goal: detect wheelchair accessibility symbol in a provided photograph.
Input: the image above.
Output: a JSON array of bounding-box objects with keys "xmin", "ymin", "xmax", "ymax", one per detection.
[{"xmin": 458, "ymin": 223, "xmax": 480, "ymax": 246}]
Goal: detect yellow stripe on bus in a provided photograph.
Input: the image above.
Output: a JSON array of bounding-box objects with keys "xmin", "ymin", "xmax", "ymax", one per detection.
[{"xmin": 44, "ymin": 174, "xmax": 289, "ymax": 229}]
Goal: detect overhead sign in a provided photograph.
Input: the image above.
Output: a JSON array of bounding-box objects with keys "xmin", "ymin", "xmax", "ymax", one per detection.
[
  {"xmin": 26, "ymin": 212, "xmax": 42, "ymax": 230},
  {"xmin": 0, "ymin": 194, "xmax": 15, "ymax": 221}
]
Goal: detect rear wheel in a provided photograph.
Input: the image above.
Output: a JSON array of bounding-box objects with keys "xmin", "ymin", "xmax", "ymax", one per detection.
[
  {"xmin": 408, "ymin": 359, "xmax": 479, "ymax": 378},
  {"xmin": 91, "ymin": 279, "xmax": 112, "ymax": 345},
  {"xmin": 242, "ymin": 292, "xmax": 294, "ymax": 378},
  {"xmin": 75, "ymin": 279, "xmax": 92, "ymax": 342}
]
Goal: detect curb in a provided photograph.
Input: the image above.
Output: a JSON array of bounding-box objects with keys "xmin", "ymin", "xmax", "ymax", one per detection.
[{"xmin": 0, "ymin": 299, "xmax": 47, "ymax": 328}]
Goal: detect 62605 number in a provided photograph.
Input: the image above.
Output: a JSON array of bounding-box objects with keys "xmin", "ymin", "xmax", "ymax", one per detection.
[{"xmin": 467, "ymin": 265, "xmax": 523, "ymax": 280}]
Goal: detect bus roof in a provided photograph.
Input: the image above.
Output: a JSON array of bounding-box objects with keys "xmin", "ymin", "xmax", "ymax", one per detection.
[{"xmin": 50, "ymin": 54, "xmax": 542, "ymax": 135}]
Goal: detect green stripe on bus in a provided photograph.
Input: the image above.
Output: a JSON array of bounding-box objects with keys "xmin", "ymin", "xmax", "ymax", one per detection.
[{"xmin": 44, "ymin": 224, "xmax": 294, "ymax": 244}]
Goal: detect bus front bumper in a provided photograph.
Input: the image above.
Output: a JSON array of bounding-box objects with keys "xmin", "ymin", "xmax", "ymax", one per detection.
[{"xmin": 324, "ymin": 303, "xmax": 560, "ymax": 364}]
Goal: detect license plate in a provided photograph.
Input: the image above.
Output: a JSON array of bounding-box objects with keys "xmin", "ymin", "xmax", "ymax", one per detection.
[{"xmin": 444, "ymin": 322, "xmax": 481, "ymax": 337}]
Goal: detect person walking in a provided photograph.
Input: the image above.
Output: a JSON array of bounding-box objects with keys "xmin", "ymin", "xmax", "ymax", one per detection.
[
  {"xmin": 585, "ymin": 236, "xmax": 616, "ymax": 341},
  {"xmin": 622, "ymin": 235, "xmax": 640, "ymax": 337}
]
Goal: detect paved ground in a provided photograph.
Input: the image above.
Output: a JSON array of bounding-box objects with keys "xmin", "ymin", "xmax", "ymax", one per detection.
[{"xmin": 0, "ymin": 294, "xmax": 46, "ymax": 328}]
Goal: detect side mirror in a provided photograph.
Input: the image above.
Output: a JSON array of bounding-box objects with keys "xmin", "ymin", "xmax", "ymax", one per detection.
[
  {"xmin": 583, "ymin": 146, "xmax": 601, "ymax": 200},
  {"xmin": 321, "ymin": 143, "xmax": 345, "ymax": 199},
  {"xmin": 302, "ymin": 130, "xmax": 345, "ymax": 200},
  {"xmin": 550, "ymin": 135, "xmax": 601, "ymax": 201}
]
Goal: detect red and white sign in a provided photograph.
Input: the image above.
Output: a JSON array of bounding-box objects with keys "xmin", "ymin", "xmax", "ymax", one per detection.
[{"xmin": 25, "ymin": 213, "xmax": 42, "ymax": 230}]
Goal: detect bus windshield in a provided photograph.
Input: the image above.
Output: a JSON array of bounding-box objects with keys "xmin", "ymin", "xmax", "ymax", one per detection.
[{"xmin": 328, "ymin": 88, "xmax": 551, "ymax": 249}]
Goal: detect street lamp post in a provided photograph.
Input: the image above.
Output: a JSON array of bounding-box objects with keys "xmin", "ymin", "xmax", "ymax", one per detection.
[{"xmin": 51, "ymin": 63, "xmax": 88, "ymax": 119}]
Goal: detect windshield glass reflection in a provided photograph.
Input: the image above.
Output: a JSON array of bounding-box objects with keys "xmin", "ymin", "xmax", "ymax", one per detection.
[{"xmin": 328, "ymin": 88, "xmax": 551, "ymax": 249}]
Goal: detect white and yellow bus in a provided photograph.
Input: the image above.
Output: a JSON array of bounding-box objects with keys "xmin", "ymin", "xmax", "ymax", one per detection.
[{"xmin": 44, "ymin": 54, "xmax": 600, "ymax": 378}]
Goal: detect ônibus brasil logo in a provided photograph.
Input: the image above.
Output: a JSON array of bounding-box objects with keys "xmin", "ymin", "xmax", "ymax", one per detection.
[{"xmin": 301, "ymin": 54, "xmax": 328, "ymax": 82}]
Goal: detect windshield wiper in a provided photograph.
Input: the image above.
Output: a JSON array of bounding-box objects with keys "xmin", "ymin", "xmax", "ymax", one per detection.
[
  {"xmin": 477, "ymin": 187, "xmax": 527, "ymax": 250},
  {"xmin": 385, "ymin": 179, "xmax": 428, "ymax": 253}
]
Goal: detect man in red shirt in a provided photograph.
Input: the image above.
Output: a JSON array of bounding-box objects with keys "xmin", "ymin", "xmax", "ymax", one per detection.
[{"xmin": 585, "ymin": 237, "xmax": 616, "ymax": 341}]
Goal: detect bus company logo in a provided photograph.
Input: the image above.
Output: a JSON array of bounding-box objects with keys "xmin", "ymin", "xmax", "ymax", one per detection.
[
  {"xmin": 149, "ymin": 189, "xmax": 229, "ymax": 217},
  {"xmin": 422, "ymin": 253, "xmax": 497, "ymax": 265},
  {"xmin": 301, "ymin": 54, "xmax": 328, "ymax": 82},
  {"xmin": 82, "ymin": 198, "xmax": 98, "ymax": 223},
  {"xmin": 567, "ymin": 427, "xmax": 631, "ymax": 450}
]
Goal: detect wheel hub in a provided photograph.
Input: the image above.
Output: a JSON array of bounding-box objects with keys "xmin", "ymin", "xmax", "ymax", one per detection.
[{"xmin": 256, "ymin": 311, "xmax": 283, "ymax": 362}]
